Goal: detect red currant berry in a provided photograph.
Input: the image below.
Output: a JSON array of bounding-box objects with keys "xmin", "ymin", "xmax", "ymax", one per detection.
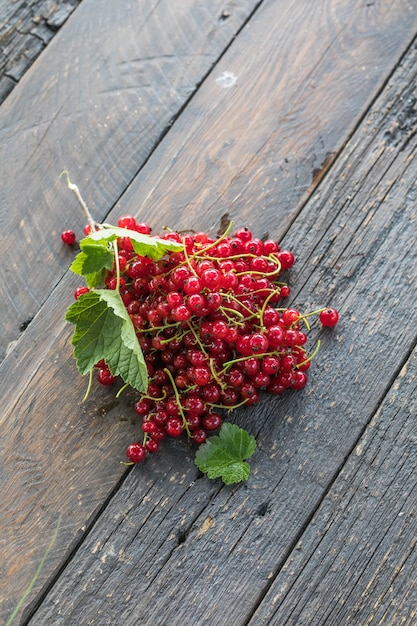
[
  {"xmin": 262, "ymin": 307, "xmax": 280, "ymax": 327},
  {"xmin": 117, "ymin": 215, "xmax": 137, "ymax": 229},
  {"xmin": 191, "ymin": 366, "xmax": 211, "ymax": 387},
  {"xmin": 206, "ymin": 291, "xmax": 222, "ymax": 310},
  {"xmin": 252, "ymin": 371, "xmax": 271, "ymax": 388},
  {"xmin": 165, "ymin": 417, "xmax": 184, "ymax": 437},
  {"xmin": 61, "ymin": 229, "xmax": 76, "ymax": 245},
  {"xmin": 187, "ymin": 293, "xmax": 207, "ymax": 314},
  {"xmin": 135, "ymin": 222, "xmax": 151, "ymax": 234},
  {"xmin": 126, "ymin": 443, "xmax": 146, "ymax": 463},
  {"xmin": 201, "ymin": 268, "xmax": 222, "ymax": 290},
  {"xmin": 134, "ymin": 398, "xmax": 153, "ymax": 416},
  {"xmin": 267, "ymin": 378, "xmax": 286, "ymax": 395},
  {"xmin": 261, "ymin": 355, "xmax": 281, "ymax": 375},
  {"xmin": 201, "ymin": 383, "xmax": 221, "ymax": 404},
  {"xmin": 166, "ymin": 291, "xmax": 183, "ymax": 308},
  {"xmin": 171, "ymin": 305, "xmax": 192, "ymax": 322},
  {"xmin": 278, "ymin": 250, "xmax": 295, "ymax": 270},
  {"xmin": 183, "ymin": 394, "xmax": 205, "ymax": 415},
  {"xmin": 282, "ymin": 308, "xmax": 300, "ymax": 326},
  {"xmin": 192, "ymin": 428, "xmax": 207, "ymax": 444},
  {"xmin": 141, "ymin": 420, "xmax": 158, "ymax": 434},
  {"xmin": 249, "ymin": 333, "xmax": 269, "ymax": 354},
  {"xmin": 186, "ymin": 414, "xmax": 201, "ymax": 431},
  {"xmin": 97, "ymin": 368, "xmax": 117, "ymax": 385},
  {"xmin": 234, "ymin": 227, "xmax": 252, "ymax": 242},
  {"xmin": 291, "ymin": 370, "xmax": 308, "ymax": 390},
  {"xmin": 283, "ymin": 329, "xmax": 300, "ymax": 347},
  {"xmin": 202, "ymin": 413, "xmax": 222, "ymax": 431},
  {"xmin": 145, "ymin": 439, "xmax": 159, "ymax": 453},
  {"xmin": 152, "ymin": 427, "xmax": 167, "ymax": 441},
  {"xmin": 183, "ymin": 276, "xmax": 202, "ymax": 295},
  {"xmin": 212, "ymin": 320, "xmax": 229, "ymax": 339},
  {"xmin": 74, "ymin": 286, "xmax": 90, "ymax": 300},
  {"xmin": 262, "ymin": 239, "xmax": 279, "ymax": 254},
  {"xmin": 228, "ymin": 367, "xmax": 245, "ymax": 387},
  {"xmin": 319, "ymin": 308, "xmax": 339, "ymax": 327}
]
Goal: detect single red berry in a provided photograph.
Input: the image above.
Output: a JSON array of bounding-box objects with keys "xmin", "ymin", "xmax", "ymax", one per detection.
[
  {"xmin": 165, "ymin": 417, "xmax": 184, "ymax": 438},
  {"xmin": 252, "ymin": 371, "xmax": 271, "ymax": 388},
  {"xmin": 134, "ymin": 398, "xmax": 153, "ymax": 416},
  {"xmin": 186, "ymin": 414, "xmax": 202, "ymax": 431},
  {"xmin": 262, "ymin": 239, "xmax": 279, "ymax": 254},
  {"xmin": 281, "ymin": 354, "xmax": 296, "ymax": 372},
  {"xmin": 61, "ymin": 229, "xmax": 76, "ymax": 245},
  {"xmin": 126, "ymin": 443, "xmax": 147, "ymax": 463},
  {"xmin": 261, "ymin": 355, "xmax": 281, "ymax": 375},
  {"xmin": 212, "ymin": 320, "xmax": 229, "ymax": 339},
  {"xmin": 145, "ymin": 439, "xmax": 159, "ymax": 453},
  {"xmin": 249, "ymin": 333, "xmax": 269, "ymax": 354},
  {"xmin": 278, "ymin": 250, "xmax": 295, "ymax": 270},
  {"xmin": 171, "ymin": 305, "xmax": 192, "ymax": 322},
  {"xmin": 282, "ymin": 308, "xmax": 300, "ymax": 326},
  {"xmin": 203, "ymin": 413, "xmax": 222, "ymax": 431},
  {"xmin": 283, "ymin": 329, "xmax": 300, "ymax": 347},
  {"xmin": 141, "ymin": 420, "xmax": 158, "ymax": 434},
  {"xmin": 97, "ymin": 368, "xmax": 117, "ymax": 385},
  {"xmin": 266, "ymin": 325, "xmax": 285, "ymax": 348},
  {"xmin": 291, "ymin": 370, "xmax": 308, "ymax": 390},
  {"xmin": 200, "ymin": 268, "xmax": 222, "ymax": 290},
  {"xmin": 74, "ymin": 286, "xmax": 90, "ymax": 300},
  {"xmin": 135, "ymin": 222, "xmax": 151, "ymax": 234},
  {"xmin": 192, "ymin": 428, "xmax": 207, "ymax": 444},
  {"xmin": 319, "ymin": 308, "xmax": 339, "ymax": 327},
  {"xmin": 249, "ymin": 256, "xmax": 268, "ymax": 273},
  {"xmin": 234, "ymin": 227, "xmax": 252, "ymax": 242},
  {"xmin": 118, "ymin": 215, "xmax": 137, "ymax": 229}
]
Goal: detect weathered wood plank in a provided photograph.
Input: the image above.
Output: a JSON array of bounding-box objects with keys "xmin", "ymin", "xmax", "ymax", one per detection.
[
  {"xmin": 247, "ymin": 348, "xmax": 417, "ymax": 626},
  {"xmin": 22, "ymin": 6, "xmax": 417, "ymax": 626},
  {"xmin": 0, "ymin": 0, "xmax": 82, "ymax": 103},
  {"xmin": 0, "ymin": 0, "xmax": 261, "ymax": 363}
]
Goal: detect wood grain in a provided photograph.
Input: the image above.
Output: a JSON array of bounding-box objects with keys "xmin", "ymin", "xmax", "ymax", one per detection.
[
  {"xmin": 22, "ymin": 5, "xmax": 417, "ymax": 626},
  {"xmin": 0, "ymin": 0, "xmax": 82, "ymax": 103},
  {"xmin": 247, "ymin": 348, "xmax": 417, "ymax": 626},
  {"xmin": 0, "ymin": 0, "xmax": 260, "ymax": 363}
]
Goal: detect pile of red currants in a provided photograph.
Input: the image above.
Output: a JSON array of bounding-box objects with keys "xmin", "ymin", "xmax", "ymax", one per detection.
[{"xmin": 64, "ymin": 216, "xmax": 339, "ymax": 465}]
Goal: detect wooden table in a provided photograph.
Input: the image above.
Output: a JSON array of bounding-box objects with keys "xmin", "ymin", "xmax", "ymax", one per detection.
[{"xmin": 1, "ymin": 1, "xmax": 417, "ymax": 624}]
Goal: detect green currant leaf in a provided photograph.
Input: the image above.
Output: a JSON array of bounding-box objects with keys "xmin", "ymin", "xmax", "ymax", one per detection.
[
  {"xmin": 83, "ymin": 268, "xmax": 107, "ymax": 289},
  {"xmin": 69, "ymin": 238, "xmax": 113, "ymax": 286},
  {"xmin": 194, "ymin": 423, "xmax": 257, "ymax": 484},
  {"xmin": 65, "ymin": 290, "xmax": 148, "ymax": 392},
  {"xmin": 88, "ymin": 227, "xmax": 183, "ymax": 260}
]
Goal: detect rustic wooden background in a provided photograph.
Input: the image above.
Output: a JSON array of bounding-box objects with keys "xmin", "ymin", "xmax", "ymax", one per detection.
[{"xmin": 1, "ymin": 0, "xmax": 417, "ymax": 624}]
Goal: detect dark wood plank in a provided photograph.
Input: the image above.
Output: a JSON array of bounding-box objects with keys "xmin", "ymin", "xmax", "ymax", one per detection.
[
  {"xmin": 0, "ymin": 0, "xmax": 82, "ymax": 103},
  {"xmin": 21, "ymin": 5, "xmax": 417, "ymax": 626},
  {"xmin": 0, "ymin": 0, "xmax": 261, "ymax": 363},
  {"xmin": 247, "ymin": 348, "xmax": 417, "ymax": 626}
]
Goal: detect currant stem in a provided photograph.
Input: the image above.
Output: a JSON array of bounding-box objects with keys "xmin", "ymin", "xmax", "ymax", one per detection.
[
  {"xmin": 221, "ymin": 351, "xmax": 278, "ymax": 373},
  {"xmin": 259, "ymin": 288, "xmax": 282, "ymax": 327},
  {"xmin": 206, "ymin": 397, "xmax": 249, "ymax": 411},
  {"xmin": 163, "ymin": 368, "xmax": 191, "ymax": 437},
  {"xmin": 116, "ymin": 382, "xmax": 130, "ymax": 398},
  {"xmin": 83, "ymin": 369, "xmax": 94, "ymax": 401},
  {"xmin": 112, "ymin": 240, "xmax": 121, "ymax": 291},
  {"xmin": 296, "ymin": 339, "xmax": 321, "ymax": 368},
  {"xmin": 60, "ymin": 171, "xmax": 96, "ymax": 230}
]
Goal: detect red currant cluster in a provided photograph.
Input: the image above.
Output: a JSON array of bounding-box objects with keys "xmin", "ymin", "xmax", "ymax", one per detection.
[{"xmin": 66, "ymin": 216, "xmax": 339, "ymax": 465}]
